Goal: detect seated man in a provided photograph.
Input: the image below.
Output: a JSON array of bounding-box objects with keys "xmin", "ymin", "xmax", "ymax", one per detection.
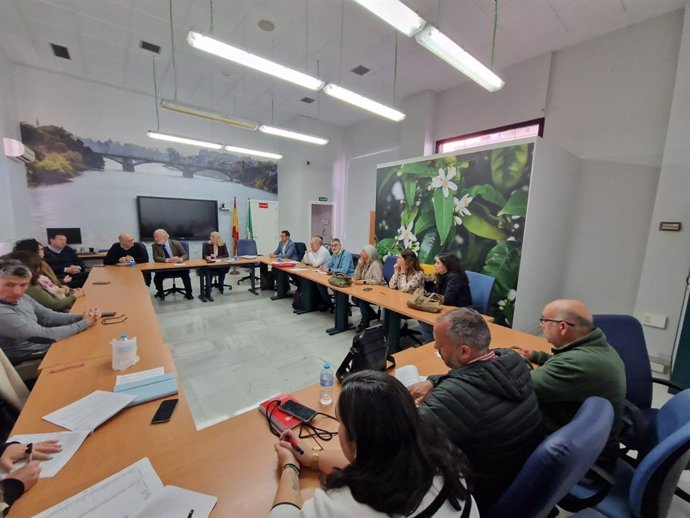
[
  {"xmin": 316, "ymin": 238, "xmax": 355, "ymax": 312},
  {"xmin": 104, "ymin": 232, "xmax": 151, "ymax": 286},
  {"xmin": 42, "ymin": 232, "xmax": 87, "ymax": 288},
  {"xmin": 514, "ymin": 299, "xmax": 626, "ymax": 472},
  {"xmin": 151, "ymin": 229, "xmax": 193, "ymax": 300},
  {"xmin": 269, "ymin": 230, "xmax": 301, "ymax": 261},
  {"xmin": 0, "ymin": 260, "xmax": 100, "ymax": 365},
  {"xmin": 408, "ymin": 308, "xmax": 544, "ymax": 513},
  {"xmin": 302, "ymin": 236, "xmax": 330, "ymax": 267}
]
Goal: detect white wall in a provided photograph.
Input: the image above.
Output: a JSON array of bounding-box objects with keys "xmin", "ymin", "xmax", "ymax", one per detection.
[{"xmin": 0, "ymin": 48, "xmax": 31, "ymax": 253}]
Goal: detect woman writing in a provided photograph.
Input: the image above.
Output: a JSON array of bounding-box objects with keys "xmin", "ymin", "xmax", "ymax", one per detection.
[
  {"xmin": 389, "ymin": 250, "xmax": 425, "ymax": 293},
  {"xmin": 200, "ymin": 231, "xmax": 230, "ymax": 303},
  {"xmin": 270, "ymin": 370, "xmax": 478, "ymax": 518},
  {"xmin": 351, "ymin": 245, "xmax": 384, "ymax": 332}
]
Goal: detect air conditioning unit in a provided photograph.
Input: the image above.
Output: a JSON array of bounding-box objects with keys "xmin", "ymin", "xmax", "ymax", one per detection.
[{"xmin": 3, "ymin": 137, "xmax": 36, "ymax": 164}]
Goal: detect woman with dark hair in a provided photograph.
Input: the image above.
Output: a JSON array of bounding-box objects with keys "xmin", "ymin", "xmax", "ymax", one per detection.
[
  {"xmin": 419, "ymin": 254, "xmax": 473, "ymax": 343},
  {"xmin": 270, "ymin": 370, "xmax": 478, "ymax": 517},
  {"xmin": 389, "ymin": 250, "xmax": 425, "ymax": 294},
  {"xmin": 8, "ymin": 251, "xmax": 83, "ymax": 312},
  {"xmin": 12, "ymin": 239, "xmax": 71, "ymax": 289}
]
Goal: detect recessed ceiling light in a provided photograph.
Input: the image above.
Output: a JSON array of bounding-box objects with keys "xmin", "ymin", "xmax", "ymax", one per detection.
[
  {"xmin": 301, "ymin": 97, "xmax": 315, "ymax": 104},
  {"xmin": 50, "ymin": 43, "xmax": 71, "ymax": 60},
  {"xmin": 258, "ymin": 19, "xmax": 275, "ymax": 32},
  {"xmin": 140, "ymin": 40, "xmax": 161, "ymax": 54},
  {"xmin": 351, "ymin": 65, "xmax": 370, "ymax": 76}
]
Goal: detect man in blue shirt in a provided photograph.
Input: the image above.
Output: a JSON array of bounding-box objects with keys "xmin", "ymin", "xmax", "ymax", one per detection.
[
  {"xmin": 317, "ymin": 238, "xmax": 355, "ymax": 312},
  {"xmin": 270, "ymin": 230, "xmax": 301, "ymax": 261}
]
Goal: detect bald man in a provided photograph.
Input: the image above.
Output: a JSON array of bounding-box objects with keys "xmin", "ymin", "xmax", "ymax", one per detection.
[
  {"xmin": 516, "ymin": 299, "xmax": 626, "ymax": 471},
  {"xmin": 104, "ymin": 233, "xmax": 151, "ymax": 285}
]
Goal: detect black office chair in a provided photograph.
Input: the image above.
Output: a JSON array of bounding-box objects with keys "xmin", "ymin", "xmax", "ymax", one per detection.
[
  {"xmin": 236, "ymin": 239, "xmax": 258, "ymax": 286},
  {"xmin": 160, "ymin": 240, "xmax": 190, "ymax": 298}
]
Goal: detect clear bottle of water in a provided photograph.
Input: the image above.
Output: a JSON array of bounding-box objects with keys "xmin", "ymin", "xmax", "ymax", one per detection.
[
  {"xmin": 129, "ymin": 258, "xmax": 135, "ymax": 268},
  {"xmin": 319, "ymin": 362, "xmax": 334, "ymax": 406}
]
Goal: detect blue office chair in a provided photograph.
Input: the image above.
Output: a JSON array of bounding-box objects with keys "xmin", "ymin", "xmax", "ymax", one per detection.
[
  {"xmin": 294, "ymin": 241, "xmax": 307, "ymax": 260},
  {"xmin": 237, "ymin": 239, "xmax": 258, "ymax": 286},
  {"xmin": 593, "ymin": 314, "xmax": 683, "ymax": 458},
  {"xmin": 486, "ymin": 396, "xmax": 614, "ymax": 518},
  {"xmin": 567, "ymin": 390, "xmax": 690, "ymax": 518},
  {"xmin": 160, "ymin": 240, "xmax": 190, "ymax": 298},
  {"xmin": 382, "ymin": 255, "xmax": 397, "ymax": 283},
  {"xmin": 466, "ymin": 271, "xmax": 495, "ymax": 315}
]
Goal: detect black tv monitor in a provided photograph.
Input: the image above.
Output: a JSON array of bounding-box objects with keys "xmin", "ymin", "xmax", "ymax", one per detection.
[
  {"xmin": 137, "ymin": 196, "xmax": 218, "ymax": 241},
  {"xmin": 46, "ymin": 227, "xmax": 83, "ymax": 244}
]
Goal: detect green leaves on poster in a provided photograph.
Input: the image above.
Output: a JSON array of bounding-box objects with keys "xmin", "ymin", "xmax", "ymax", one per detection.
[
  {"xmin": 498, "ymin": 190, "xmax": 528, "ymax": 217},
  {"xmin": 414, "ymin": 204, "xmax": 435, "ymax": 235},
  {"xmin": 482, "ymin": 241, "xmax": 520, "ymax": 299},
  {"xmin": 467, "ymin": 184, "xmax": 506, "ymax": 207},
  {"xmin": 419, "ymin": 230, "xmax": 442, "ymax": 264},
  {"xmin": 433, "ymin": 188, "xmax": 455, "ymax": 245},
  {"xmin": 404, "ymin": 177, "xmax": 416, "ymax": 209},
  {"xmin": 491, "ymin": 144, "xmax": 529, "ymax": 192},
  {"xmin": 462, "ymin": 205, "xmax": 505, "ymax": 241}
]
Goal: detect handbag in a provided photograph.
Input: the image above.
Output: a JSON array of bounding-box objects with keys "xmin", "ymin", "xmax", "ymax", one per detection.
[
  {"xmin": 407, "ymin": 287, "xmax": 444, "ymax": 313},
  {"xmin": 328, "ymin": 272, "xmax": 352, "ymax": 288},
  {"xmin": 336, "ymin": 324, "xmax": 396, "ymax": 382}
]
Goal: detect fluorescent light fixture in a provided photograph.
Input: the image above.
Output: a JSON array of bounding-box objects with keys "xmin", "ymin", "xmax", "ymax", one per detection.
[
  {"xmin": 351, "ymin": 0, "xmax": 426, "ymax": 37},
  {"xmin": 259, "ymin": 125, "xmax": 328, "ymax": 145},
  {"xmin": 147, "ymin": 131, "xmax": 223, "ymax": 149},
  {"xmin": 414, "ymin": 25, "xmax": 505, "ymax": 92},
  {"xmin": 187, "ymin": 31, "xmax": 325, "ymax": 91},
  {"xmin": 224, "ymin": 145, "xmax": 283, "ymax": 160},
  {"xmin": 160, "ymin": 99, "xmax": 258, "ymax": 130},
  {"xmin": 322, "ymin": 83, "xmax": 406, "ymax": 122}
]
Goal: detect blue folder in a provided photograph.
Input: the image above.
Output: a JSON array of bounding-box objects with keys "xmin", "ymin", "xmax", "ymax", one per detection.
[{"xmin": 113, "ymin": 372, "xmax": 178, "ymax": 407}]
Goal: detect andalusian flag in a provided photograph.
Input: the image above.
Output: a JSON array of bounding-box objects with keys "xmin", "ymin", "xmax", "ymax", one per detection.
[
  {"xmin": 232, "ymin": 197, "xmax": 240, "ymax": 255},
  {"xmin": 246, "ymin": 199, "xmax": 254, "ymax": 240}
]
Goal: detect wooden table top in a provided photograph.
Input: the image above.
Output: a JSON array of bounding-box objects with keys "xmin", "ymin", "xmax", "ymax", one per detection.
[{"xmin": 138, "ymin": 257, "xmax": 260, "ymax": 271}]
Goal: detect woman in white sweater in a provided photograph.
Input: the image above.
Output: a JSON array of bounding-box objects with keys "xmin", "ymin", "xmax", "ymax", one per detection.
[{"xmin": 269, "ymin": 370, "xmax": 479, "ymax": 518}]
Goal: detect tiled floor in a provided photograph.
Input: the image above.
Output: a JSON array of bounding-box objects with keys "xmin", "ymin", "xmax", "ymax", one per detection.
[{"xmin": 153, "ymin": 284, "xmax": 690, "ymax": 516}]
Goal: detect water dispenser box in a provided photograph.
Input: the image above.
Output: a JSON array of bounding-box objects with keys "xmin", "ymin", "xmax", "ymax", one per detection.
[{"xmin": 641, "ymin": 313, "xmax": 667, "ymax": 329}]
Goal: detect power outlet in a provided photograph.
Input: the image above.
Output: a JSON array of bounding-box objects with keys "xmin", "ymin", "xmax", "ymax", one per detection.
[{"xmin": 641, "ymin": 313, "xmax": 667, "ymax": 329}]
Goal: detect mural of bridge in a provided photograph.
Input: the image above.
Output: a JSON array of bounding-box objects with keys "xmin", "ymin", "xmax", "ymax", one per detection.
[{"xmin": 96, "ymin": 152, "xmax": 239, "ymax": 179}]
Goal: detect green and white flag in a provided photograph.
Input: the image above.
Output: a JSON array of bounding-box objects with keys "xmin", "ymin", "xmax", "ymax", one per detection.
[{"xmin": 247, "ymin": 200, "xmax": 254, "ymax": 240}]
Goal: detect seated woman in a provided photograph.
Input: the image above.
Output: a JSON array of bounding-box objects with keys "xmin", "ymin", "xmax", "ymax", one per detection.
[
  {"xmin": 199, "ymin": 231, "xmax": 230, "ymax": 303},
  {"xmin": 389, "ymin": 249, "xmax": 425, "ymax": 293},
  {"xmin": 419, "ymin": 254, "xmax": 472, "ymax": 343},
  {"xmin": 12, "ymin": 239, "xmax": 73, "ymax": 290},
  {"xmin": 8, "ymin": 251, "xmax": 83, "ymax": 312},
  {"xmin": 351, "ymin": 245, "xmax": 384, "ymax": 332},
  {"xmin": 270, "ymin": 370, "xmax": 478, "ymax": 518}
]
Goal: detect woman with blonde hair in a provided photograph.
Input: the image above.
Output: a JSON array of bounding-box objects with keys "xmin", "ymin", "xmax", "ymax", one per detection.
[
  {"xmin": 352, "ymin": 245, "xmax": 384, "ymax": 332},
  {"xmin": 200, "ymin": 231, "xmax": 230, "ymax": 303}
]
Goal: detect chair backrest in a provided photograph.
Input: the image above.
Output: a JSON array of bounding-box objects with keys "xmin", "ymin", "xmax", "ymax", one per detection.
[
  {"xmin": 294, "ymin": 242, "xmax": 307, "ymax": 259},
  {"xmin": 180, "ymin": 240, "xmax": 190, "ymax": 256},
  {"xmin": 655, "ymin": 388, "xmax": 690, "ymax": 445},
  {"xmin": 592, "ymin": 314, "xmax": 653, "ymax": 410},
  {"xmin": 466, "ymin": 271, "xmax": 495, "ymax": 314},
  {"xmin": 237, "ymin": 239, "xmax": 257, "ymax": 256},
  {"xmin": 486, "ymin": 397, "xmax": 614, "ymax": 518},
  {"xmin": 351, "ymin": 253, "xmax": 360, "ymax": 269},
  {"xmin": 383, "ymin": 256, "xmax": 397, "ymax": 283}
]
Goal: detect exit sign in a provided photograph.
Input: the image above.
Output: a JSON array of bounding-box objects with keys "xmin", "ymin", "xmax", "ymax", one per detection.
[
  {"xmin": 318, "ymin": 197, "xmax": 328, "ymax": 202},
  {"xmin": 258, "ymin": 202, "xmax": 269, "ymax": 208}
]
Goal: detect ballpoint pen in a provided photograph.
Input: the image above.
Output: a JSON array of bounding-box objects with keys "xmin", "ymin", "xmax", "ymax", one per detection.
[{"xmin": 26, "ymin": 443, "xmax": 33, "ymax": 463}]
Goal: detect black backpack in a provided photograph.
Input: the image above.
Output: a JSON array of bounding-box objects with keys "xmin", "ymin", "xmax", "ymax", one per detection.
[{"xmin": 336, "ymin": 324, "xmax": 396, "ymax": 381}]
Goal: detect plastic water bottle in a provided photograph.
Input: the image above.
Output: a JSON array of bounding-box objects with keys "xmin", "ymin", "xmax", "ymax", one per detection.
[
  {"xmin": 319, "ymin": 363, "xmax": 334, "ymax": 406},
  {"xmin": 129, "ymin": 258, "xmax": 135, "ymax": 268}
]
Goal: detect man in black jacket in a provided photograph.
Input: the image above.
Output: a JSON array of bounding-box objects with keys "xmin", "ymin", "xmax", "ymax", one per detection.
[
  {"xmin": 408, "ymin": 308, "xmax": 544, "ymax": 513},
  {"xmin": 43, "ymin": 232, "xmax": 87, "ymax": 288},
  {"xmin": 103, "ymin": 233, "xmax": 151, "ymax": 286}
]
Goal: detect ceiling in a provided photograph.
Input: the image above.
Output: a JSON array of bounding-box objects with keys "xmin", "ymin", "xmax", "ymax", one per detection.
[{"xmin": 0, "ymin": 0, "xmax": 684, "ymax": 128}]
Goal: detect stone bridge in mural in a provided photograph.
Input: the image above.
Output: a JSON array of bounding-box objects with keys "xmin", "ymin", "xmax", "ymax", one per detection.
[{"xmin": 96, "ymin": 152, "xmax": 239, "ymax": 179}]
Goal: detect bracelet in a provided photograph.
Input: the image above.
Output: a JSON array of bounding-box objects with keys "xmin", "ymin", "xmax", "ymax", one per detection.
[
  {"xmin": 311, "ymin": 448, "xmax": 321, "ymax": 469},
  {"xmin": 282, "ymin": 463, "xmax": 300, "ymax": 477}
]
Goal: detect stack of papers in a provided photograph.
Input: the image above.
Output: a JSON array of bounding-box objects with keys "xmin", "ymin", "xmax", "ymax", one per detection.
[
  {"xmin": 35, "ymin": 458, "xmax": 217, "ymax": 518},
  {"xmin": 4, "ymin": 431, "xmax": 89, "ymax": 478},
  {"xmin": 42, "ymin": 390, "xmax": 136, "ymax": 433},
  {"xmin": 395, "ymin": 365, "xmax": 428, "ymax": 388},
  {"xmin": 114, "ymin": 368, "xmax": 178, "ymax": 407}
]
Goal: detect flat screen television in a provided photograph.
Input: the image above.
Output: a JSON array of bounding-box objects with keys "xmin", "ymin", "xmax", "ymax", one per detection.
[
  {"xmin": 46, "ymin": 227, "xmax": 83, "ymax": 244},
  {"xmin": 137, "ymin": 196, "xmax": 218, "ymax": 241}
]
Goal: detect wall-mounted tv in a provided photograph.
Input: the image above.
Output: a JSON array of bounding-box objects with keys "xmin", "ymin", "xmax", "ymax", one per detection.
[{"xmin": 137, "ymin": 196, "xmax": 218, "ymax": 241}]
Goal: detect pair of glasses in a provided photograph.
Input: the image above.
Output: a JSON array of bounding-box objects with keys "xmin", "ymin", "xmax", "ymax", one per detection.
[
  {"xmin": 539, "ymin": 318, "xmax": 574, "ymax": 327},
  {"xmin": 101, "ymin": 314, "xmax": 127, "ymax": 325}
]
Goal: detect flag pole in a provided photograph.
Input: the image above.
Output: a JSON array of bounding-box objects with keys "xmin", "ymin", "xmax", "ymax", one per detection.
[{"xmin": 230, "ymin": 196, "xmax": 240, "ymax": 275}]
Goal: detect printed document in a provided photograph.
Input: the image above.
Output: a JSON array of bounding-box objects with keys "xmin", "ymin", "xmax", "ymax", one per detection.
[
  {"xmin": 395, "ymin": 365, "xmax": 427, "ymax": 388},
  {"xmin": 42, "ymin": 390, "xmax": 136, "ymax": 432},
  {"xmin": 5, "ymin": 431, "xmax": 89, "ymax": 477}
]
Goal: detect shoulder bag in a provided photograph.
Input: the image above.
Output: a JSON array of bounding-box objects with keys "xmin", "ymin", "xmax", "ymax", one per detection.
[
  {"xmin": 329, "ymin": 272, "xmax": 352, "ymax": 288},
  {"xmin": 336, "ymin": 324, "xmax": 396, "ymax": 382},
  {"xmin": 407, "ymin": 287, "xmax": 444, "ymax": 313}
]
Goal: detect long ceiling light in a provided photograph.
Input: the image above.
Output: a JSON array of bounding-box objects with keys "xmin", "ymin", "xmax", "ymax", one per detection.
[
  {"xmin": 187, "ymin": 31, "xmax": 324, "ymax": 91},
  {"xmin": 322, "ymin": 84, "xmax": 406, "ymax": 122},
  {"xmin": 147, "ymin": 131, "xmax": 223, "ymax": 149},
  {"xmin": 224, "ymin": 145, "xmax": 283, "ymax": 160},
  {"xmin": 415, "ymin": 25, "xmax": 505, "ymax": 92},
  {"xmin": 160, "ymin": 99, "xmax": 258, "ymax": 130},
  {"xmin": 259, "ymin": 125, "xmax": 328, "ymax": 145},
  {"xmin": 351, "ymin": 0, "xmax": 425, "ymax": 37}
]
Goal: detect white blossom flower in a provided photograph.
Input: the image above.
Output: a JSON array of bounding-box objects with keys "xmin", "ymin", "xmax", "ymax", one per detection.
[
  {"xmin": 395, "ymin": 221, "xmax": 419, "ymax": 251},
  {"xmin": 506, "ymin": 289, "xmax": 517, "ymax": 301},
  {"xmin": 430, "ymin": 167, "xmax": 458, "ymax": 198},
  {"xmin": 454, "ymin": 193, "xmax": 473, "ymax": 217}
]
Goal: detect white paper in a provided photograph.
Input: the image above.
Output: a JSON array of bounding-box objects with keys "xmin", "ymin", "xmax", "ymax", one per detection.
[
  {"xmin": 291, "ymin": 267, "xmax": 308, "ymax": 271},
  {"xmin": 43, "ymin": 390, "xmax": 136, "ymax": 432},
  {"xmin": 240, "ymin": 255, "xmax": 257, "ymax": 259},
  {"xmin": 115, "ymin": 367, "xmax": 164, "ymax": 388},
  {"xmin": 133, "ymin": 485, "xmax": 217, "ymax": 518},
  {"xmin": 315, "ymin": 269, "xmax": 329, "ymax": 275},
  {"xmin": 5, "ymin": 431, "xmax": 89, "ymax": 478},
  {"xmin": 395, "ymin": 365, "xmax": 427, "ymax": 388},
  {"xmin": 34, "ymin": 458, "xmax": 163, "ymax": 518}
]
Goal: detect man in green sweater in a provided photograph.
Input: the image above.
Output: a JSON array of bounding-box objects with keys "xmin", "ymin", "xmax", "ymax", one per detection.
[{"xmin": 515, "ymin": 299, "xmax": 626, "ymax": 471}]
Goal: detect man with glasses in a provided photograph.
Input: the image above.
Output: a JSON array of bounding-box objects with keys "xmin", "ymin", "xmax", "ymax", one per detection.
[{"xmin": 514, "ymin": 299, "xmax": 626, "ymax": 472}]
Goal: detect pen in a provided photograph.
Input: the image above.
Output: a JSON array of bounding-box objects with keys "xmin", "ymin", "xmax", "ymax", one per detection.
[
  {"xmin": 187, "ymin": 510, "xmax": 194, "ymax": 518},
  {"xmin": 26, "ymin": 443, "xmax": 33, "ymax": 463},
  {"xmin": 287, "ymin": 436, "xmax": 304, "ymax": 455}
]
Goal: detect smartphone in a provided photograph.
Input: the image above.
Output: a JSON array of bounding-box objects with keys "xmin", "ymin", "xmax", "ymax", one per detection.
[
  {"xmin": 101, "ymin": 311, "xmax": 117, "ymax": 317},
  {"xmin": 280, "ymin": 400, "xmax": 317, "ymax": 423},
  {"xmin": 151, "ymin": 398, "xmax": 178, "ymax": 424}
]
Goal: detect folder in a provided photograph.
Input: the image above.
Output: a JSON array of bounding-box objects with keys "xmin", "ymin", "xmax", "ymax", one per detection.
[{"xmin": 114, "ymin": 372, "xmax": 178, "ymax": 407}]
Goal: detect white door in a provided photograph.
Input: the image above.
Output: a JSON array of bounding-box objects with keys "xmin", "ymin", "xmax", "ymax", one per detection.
[
  {"xmin": 309, "ymin": 202, "xmax": 335, "ymax": 243},
  {"xmin": 249, "ymin": 199, "xmax": 279, "ymax": 255}
]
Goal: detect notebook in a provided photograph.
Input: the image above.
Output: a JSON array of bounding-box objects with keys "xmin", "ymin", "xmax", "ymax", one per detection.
[
  {"xmin": 258, "ymin": 393, "xmax": 301, "ymax": 432},
  {"xmin": 113, "ymin": 372, "xmax": 178, "ymax": 407}
]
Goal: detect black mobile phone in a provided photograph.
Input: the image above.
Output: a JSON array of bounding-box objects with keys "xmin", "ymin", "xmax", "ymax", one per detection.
[
  {"xmin": 152, "ymin": 398, "xmax": 178, "ymax": 424},
  {"xmin": 101, "ymin": 311, "xmax": 117, "ymax": 317},
  {"xmin": 280, "ymin": 400, "xmax": 318, "ymax": 423}
]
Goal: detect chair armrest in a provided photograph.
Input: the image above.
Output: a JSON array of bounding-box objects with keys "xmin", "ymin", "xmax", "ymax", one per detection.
[
  {"xmin": 559, "ymin": 465, "xmax": 615, "ymax": 511},
  {"xmin": 651, "ymin": 377, "xmax": 684, "ymax": 393}
]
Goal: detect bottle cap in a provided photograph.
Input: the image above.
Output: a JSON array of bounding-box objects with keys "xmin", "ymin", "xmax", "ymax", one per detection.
[
  {"xmin": 120, "ymin": 333, "xmax": 128, "ymax": 340},
  {"xmin": 323, "ymin": 362, "xmax": 330, "ymax": 369}
]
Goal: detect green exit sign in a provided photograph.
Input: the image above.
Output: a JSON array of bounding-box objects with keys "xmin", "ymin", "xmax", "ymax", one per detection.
[{"xmin": 318, "ymin": 196, "xmax": 328, "ymax": 202}]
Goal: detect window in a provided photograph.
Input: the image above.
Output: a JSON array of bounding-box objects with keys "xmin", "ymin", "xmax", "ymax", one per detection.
[{"xmin": 436, "ymin": 118, "xmax": 544, "ymax": 154}]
